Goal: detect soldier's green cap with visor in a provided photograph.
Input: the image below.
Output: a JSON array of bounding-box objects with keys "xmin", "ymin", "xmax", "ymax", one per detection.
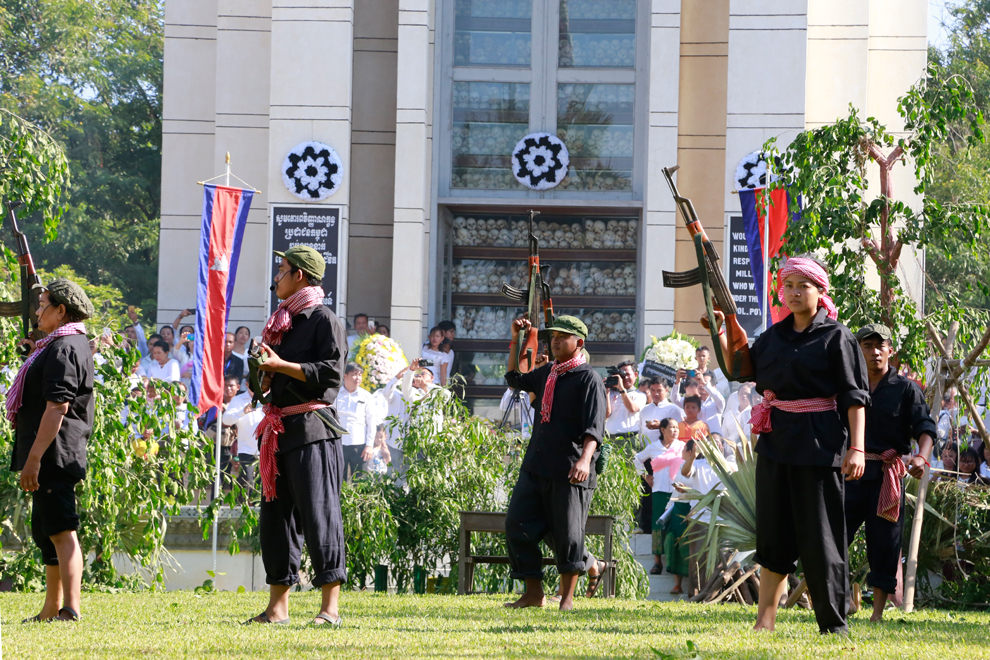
[
  {"xmin": 274, "ymin": 245, "xmax": 326, "ymax": 279},
  {"xmin": 545, "ymin": 315, "xmax": 588, "ymax": 339},
  {"xmin": 855, "ymin": 323, "xmax": 894, "ymax": 343},
  {"xmin": 32, "ymin": 278, "xmax": 95, "ymax": 320}
]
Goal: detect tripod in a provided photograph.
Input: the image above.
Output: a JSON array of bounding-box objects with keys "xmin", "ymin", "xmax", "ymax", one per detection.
[{"xmin": 499, "ymin": 388, "xmax": 533, "ymax": 440}]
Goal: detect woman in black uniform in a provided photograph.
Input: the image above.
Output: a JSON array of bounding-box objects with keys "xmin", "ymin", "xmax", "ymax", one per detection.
[
  {"xmin": 706, "ymin": 256, "xmax": 868, "ymax": 634},
  {"xmin": 6, "ymin": 279, "xmax": 95, "ymax": 622}
]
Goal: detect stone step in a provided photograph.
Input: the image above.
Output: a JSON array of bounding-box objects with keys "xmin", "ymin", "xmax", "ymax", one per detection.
[{"xmin": 629, "ymin": 533, "xmax": 687, "ymax": 602}]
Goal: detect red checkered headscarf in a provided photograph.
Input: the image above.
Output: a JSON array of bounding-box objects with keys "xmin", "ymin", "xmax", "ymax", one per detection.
[
  {"xmin": 777, "ymin": 257, "xmax": 838, "ymax": 320},
  {"xmin": 540, "ymin": 352, "xmax": 586, "ymax": 423}
]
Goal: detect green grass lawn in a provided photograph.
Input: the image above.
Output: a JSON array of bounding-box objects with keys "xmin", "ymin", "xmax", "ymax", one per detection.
[{"xmin": 1, "ymin": 592, "xmax": 988, "ymax": 659}]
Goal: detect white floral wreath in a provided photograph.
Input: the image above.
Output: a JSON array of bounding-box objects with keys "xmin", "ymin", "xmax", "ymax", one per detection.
[
  {"xmin": 282, "ymin": 141, "xmax": 343, "ymax": 201},
  {"xmin": 511, "ymin": 133, "xmax": 569, "ymax": 191},
  {"xmin": 734, "ymin": 150, "xmax": 778, "ymax": 191}
]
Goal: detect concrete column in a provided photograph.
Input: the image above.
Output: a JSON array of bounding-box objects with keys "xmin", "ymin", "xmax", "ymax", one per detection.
[
  {"xmin": 389, "ymin": 0, "xmax": 435, "ymax": 357},
  {"xmin": 213, "ymin": 0, "xmax": 272, "ymax": 331},
  {"xmin": 267, "ymin": 0, "xmax": 355, "ymax": 317},
  {"xmin": 640, "ymin": 0, "xmax": 682, "ymax": 344},
  {"xmin": 673, "ymin": 0, "xmax": 730, "ymax": 346},
  {"xmin": 158, "ymin": 0, "xmax": 218, "ymax": 327}
]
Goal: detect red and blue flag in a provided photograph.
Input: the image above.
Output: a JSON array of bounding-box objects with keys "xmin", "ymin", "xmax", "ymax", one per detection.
[
  {"xmin": 738, "ymin": 187, "xmax": 798, "ymax": 326},
  {"xmin": 189, "ymin": 184, "xmax": 253, "ymax": 413}
]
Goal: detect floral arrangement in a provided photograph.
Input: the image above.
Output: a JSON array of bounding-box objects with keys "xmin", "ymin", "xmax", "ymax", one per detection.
[
  {"xmin": 511, "ymin": 133, "xmax": 569, "ymax": 191},
  {"xmin": 353, "ymin": 333, "xmax": 408, "ymax": 392},
  {"xmin": 641, "ymin": 332, "xmax": 699, "ymax": 371},
  {"xmin": 282, "ymin": 141, "xmax": 343, "ymax": 201}
]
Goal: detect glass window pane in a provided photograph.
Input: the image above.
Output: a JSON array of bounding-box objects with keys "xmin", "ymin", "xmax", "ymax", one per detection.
[
  {"xmin": 452, "ymin": 82, "xmax": 530, "ymax": 190},
  {"xmin": 558, "ymin": 0, "xmax": 636, "ymax": 68},
  {"xmin": 557, "ymin": 84, "xmax": 634, "ymax": 191},
  {"xmin": 454, "ymin": 0, "xmax": 532, "ymax": 67}
]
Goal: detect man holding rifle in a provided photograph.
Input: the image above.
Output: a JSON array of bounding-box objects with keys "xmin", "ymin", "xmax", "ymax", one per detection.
[{"xmin": 502, "ymin": 315, "xmax": 606, "ymax": 611}]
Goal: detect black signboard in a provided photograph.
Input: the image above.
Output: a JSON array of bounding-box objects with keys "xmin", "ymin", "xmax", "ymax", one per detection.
[
  {"xmin": 270, "ymin": 206, "xmax": 340, "ymax": 315},
  {"xmin": 726, "ymin": 215, "xmax": 764, "ymax": 337},
  {"xmin": 641, "ymin": 360, "xmax": 678, "ymax": 384}
]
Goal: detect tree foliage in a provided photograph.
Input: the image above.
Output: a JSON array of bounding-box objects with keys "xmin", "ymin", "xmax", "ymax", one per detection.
[
  {"xmin": 0, "ymin": 0, "xmax": 163, "ymax": 316},
  {"xmin": 763, "ymin": 63, "xmax": 988, "ymax": 367}
]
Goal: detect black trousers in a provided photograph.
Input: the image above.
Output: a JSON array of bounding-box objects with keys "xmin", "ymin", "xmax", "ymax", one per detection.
[
  {"xmin": 237, "ymin": 454, "xmax": 257, "ymax": 499},
  {"xmin": 259, "ymin": 439, "xmax": 347, "ymax": 588},
  {"xmin": 845, "ymin": 476, "xmax": 904, "ymax": 594},
  {"xmin": 342, "ymin": 444, "xmax": 365, "ymax": 481},
  {"xmin": 505, "ymin": 470, "xmax": 593, "ymax": 579},
  {"xmin": 753, "ymin": 455, "xmax": 848, "ymax": 634},
  {"xmin": 32, "ymin": 464, "xmax": 81, "ymax": 566}
]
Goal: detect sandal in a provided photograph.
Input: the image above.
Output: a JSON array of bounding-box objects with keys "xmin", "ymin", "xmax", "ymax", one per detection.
[
  {"xmin": 22, "ymin": 614, "xmax": 52, "ymax": 624},
  {"xmin": 313, "ymin": 613, "xmax": 342, "ymax": 627},
  {"xmin": 548, "ymin": 595, "xmax": 562, "ymax": 605},
  {"xmin": 669, "ymin": 586, "xmax": 683, "ymax": 595},
  {"xmin": 649, "ymin": 563, "xmax": 663, "ymax": 575},
  {"xmin": 585, "ymin": 561, "xmax": 607, "ymax": 598},
  {"xmin": 56, "ymin": 607, "xmax": 80, "ymax": 622},
  {"xmin": 243, "ymin": 612, "xmax": 290, "ymax": 625}
]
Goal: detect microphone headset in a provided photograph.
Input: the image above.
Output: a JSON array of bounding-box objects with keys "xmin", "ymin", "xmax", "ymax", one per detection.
[{"xmin": 269, "ymin": 270, "xmax": 285, "ymax": 292}]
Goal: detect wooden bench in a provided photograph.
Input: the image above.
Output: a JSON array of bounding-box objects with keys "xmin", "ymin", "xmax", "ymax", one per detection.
[{"xmin": 457, "ymin": 510, "xmax": 617, "ymax": 597}]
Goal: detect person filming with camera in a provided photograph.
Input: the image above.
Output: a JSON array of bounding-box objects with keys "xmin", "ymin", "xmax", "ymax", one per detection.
[{"xmin": 604, "ymin": 361, "xmax": 646, "ymax": 446}]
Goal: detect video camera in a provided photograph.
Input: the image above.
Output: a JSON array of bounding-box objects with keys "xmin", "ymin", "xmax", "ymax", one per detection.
[{"xmin": 604, "ymin": 366, "xmax": 622, "ymax": 389}]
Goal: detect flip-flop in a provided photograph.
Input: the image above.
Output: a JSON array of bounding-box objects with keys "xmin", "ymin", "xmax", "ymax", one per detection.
[
  {"xmin": 22, "ymin": 614, "xmax": 52, "ymax": 623},
  {"xmin": 243, "ymin": 612, "xmax": 290, "ymax": 625},
  {"xmin": 57, "ymin": 607, "xmax": 80, "ymax": 622},
  {"xmin": 669, "ymin": 587, "xmax": 683, "ymax": 595},
  {"xmin": 548, "ymin": 595, "xmax": 562, "ymax": 605},
  {"xmin": 649, "ymin": 563, "xmax": 663, "ymax": 575},
  {"xmin": 313, "ymin": 613, "xmax": 343, "ymax": 627}
]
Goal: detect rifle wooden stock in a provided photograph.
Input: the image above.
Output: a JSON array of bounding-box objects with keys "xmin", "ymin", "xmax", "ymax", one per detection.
[
  {"xmin": 663, "ymin": 168, "xmax": 754, "ymax": 381},
  {"xmin": 503, "ymin": 211, "xmax": 554, "ymax": 373}
]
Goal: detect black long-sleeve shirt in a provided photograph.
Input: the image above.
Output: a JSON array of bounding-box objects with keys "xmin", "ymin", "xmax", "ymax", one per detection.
[
  {"xmin": 750, "ymin": 308, "xmax": 871, "ymax": 468},
  {"xmin": 862, "ymin": 367, "xmax": 937, "ymax": 480},
  {"xmin": 505, "ymin": 362, "xmax": 606, "ymax": 489},
  {"xmin": 12, "ymin": 334, "xmax": 95, "ymax": 479},
  {"xmin": 270, "ymin": 304, "xmax": 347, "ymax": 454}
]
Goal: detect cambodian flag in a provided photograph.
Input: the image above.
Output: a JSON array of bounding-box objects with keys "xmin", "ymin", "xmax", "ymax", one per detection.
[
  {"xmin": 189, "ymin": 184, "xmax": 253, "ymax": 413},
  {"xmin": 738, "ymin": 187, "xmax": 798, "ymax": 326}
]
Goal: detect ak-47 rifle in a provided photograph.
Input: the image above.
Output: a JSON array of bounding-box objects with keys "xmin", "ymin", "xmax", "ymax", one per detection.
[
  {"xmin": 499, "ymin": 209, "xmax": 555, "ymax": 372},
  {"xmin": 0, "ymin": 200, "xmax": 43, "ymax": 357},
  {"xmin": 661, "ymin": 166, "xmax": 753, "ymax": 381}
]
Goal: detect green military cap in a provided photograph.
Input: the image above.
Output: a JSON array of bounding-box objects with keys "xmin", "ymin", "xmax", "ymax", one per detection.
[
  {"xmin": 33, "ymin": 278, "xmax": 95, "ymax": 320},
  {"xmin": 855, "ymin": 323, "xmax": 893, "ymax": 343},
  {"xmin": 274, "ymin": 245, "xmax": 326, "ymax": 279},
  {"xmin": 545, "ymin": 315, "xmax": 588, "ymax": 339}
]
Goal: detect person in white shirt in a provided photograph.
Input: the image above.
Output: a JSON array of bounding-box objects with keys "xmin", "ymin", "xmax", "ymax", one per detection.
[
  {"xmin": 335, "ymin": 363, "xmax": 378, "ymax": 480},
  {"xmin": 673, "ymin": 439, "xmax": 724, "ymax": 596},
  {"xmin": 125, "ymin": 306, "xmax": 150, "ymax": 357},
  {"xmin": 347, "ymin": 313, "xmax": 371, "ymax": 352},
  {"xmin": 231, "ymin": 325, "xmax": 252, "ymax": 384},
  {"xmin": 634, "ymin": 418, "xmax": 686, "ymax": 585},
  {"xmin": 605, "ymin": 360, "xmax": 647, "ymax": 441},
  {"xmin": 420, "ymin": 326, "xmax": 452, "ymax": 386},
  {"xmin": 222, "ymin": 381, "xmax": 264, "ymax": 499},
  {"xmin": 721, "ymin": 384, "xmax": 753, "ymax": 453},
  {"xmin": 139, "ymin": 340, "xmax": 181, "ymax": 382},
  {"xmin": 382, "ymin": 359, "xmax": 445, "ymax": 476},
  {"xmin": 694, "ymin": 345, "xmax": 729, "ymax": 398},
  {"xmin": 636, "ymin": 378, "xmax": 684, "ymax": 534}
]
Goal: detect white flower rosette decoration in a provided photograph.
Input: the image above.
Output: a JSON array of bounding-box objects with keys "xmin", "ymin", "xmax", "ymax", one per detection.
[
  {"xmin": 734, "ymin": 150, "xmax": 778, "ymax": 191},
  {"xmin": 642, "ymin": 333, "xmax": 698, "ymax": 372},
  {"xmin": 511, "ymin": 132, "xmax": 569, "ymax": 191},
  {"xmin": 353, "ymin": 334, "xmax": 408, "ymax": 393},
  {"xmin": 282, "ymin": 141, "xmax": 343, "ymax": 201}
]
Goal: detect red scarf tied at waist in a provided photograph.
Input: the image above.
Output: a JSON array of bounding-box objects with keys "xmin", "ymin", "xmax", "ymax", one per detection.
[
  {"xmin": 540, "ymin": 352, "xmax": 587, "ymax": 423},
  {"xmin": 750, "ymin": 390, "xmax": 838, "ymax": 434},
  {"xmin": 255, "ymin": 401, "xmax": 329, "ymax": 501},
  {"xmin": 864, "ymin": 449, "xmax": 908, "ymax": 522},
  {"xmin": 261, "ymin": 285, "xmax": 324, "ymax": 346}
]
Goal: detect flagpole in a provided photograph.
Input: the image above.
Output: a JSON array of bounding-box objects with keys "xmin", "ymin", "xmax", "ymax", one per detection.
[
  {"xmin": 225, "ymin": 152, "xmax": 230, "ymax": 187},
  {"xmin": 761, "ymin": 188, "xmax": 769, "ymax": 332},
  {"xmin": 212, "ymin": 408, "xmax": 222, "ymax": 578}
]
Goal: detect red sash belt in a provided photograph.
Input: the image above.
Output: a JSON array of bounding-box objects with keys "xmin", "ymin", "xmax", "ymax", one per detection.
[
  {"xmin": 255, "ymin": 401, "xmax": 329, "ymax": 501},
  {"xmin": 864, "ymin": 449, "xmax": 907, "ymax": 522},
  {"xmin": 750, "ymin": 390, "xmax": 837, "ymax": 434}
]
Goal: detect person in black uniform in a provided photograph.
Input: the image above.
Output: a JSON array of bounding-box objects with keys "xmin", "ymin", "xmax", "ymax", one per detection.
[
  {"xmin": 849, "ymin": 323, "xmax": 936, "ymax": 622},
  {"xmin": 707, "ymin": 256, "xmax": 869, "ymax": 634},
  {"xmin": 502, "ymin": 315, "xmax": 606, "ymax": 611},
  {"xmin": 7, "ymin": 278, "xmax": 95, "ymax": 622},
  {"xmin": 244, "ymin": 246, "xmax": 348, "ymax": 627}
]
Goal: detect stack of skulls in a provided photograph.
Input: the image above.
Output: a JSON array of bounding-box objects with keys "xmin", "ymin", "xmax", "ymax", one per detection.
[
  {"xmin": 452, "ymin": 216, "xmax": 638, "ymax": 249},
  {"xmin": 453, "ymin": 306, "xmax": 521, "ymax": 340},
  {"xmin": 564, "ymin": 310, "xmax": 635, "ymax": 343}
]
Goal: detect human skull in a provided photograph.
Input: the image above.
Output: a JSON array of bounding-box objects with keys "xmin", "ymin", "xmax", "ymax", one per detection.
[
  {"xmin": 594, "ymin": 220, "xmax": 606, "ymax": 234},
  {"xmin": 454, "ymin": 216, "xmax": 466, "ymax": 228},
  {"xmin": 593, "ymin": 312, "xmax": 605, "ymax": 323},
  {"xmin": 466, "ymin": 217, "xmax": 476, "ymax": 229}
]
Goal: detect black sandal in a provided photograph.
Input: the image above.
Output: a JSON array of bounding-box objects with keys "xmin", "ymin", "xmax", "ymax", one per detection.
[
  {"xmin": 313, "ymin": 613, "xmax": 342, "ymax": 627},
  {"xmin": 57, "ymin": 607, "xmax": 80, "ymax": 622},
  {"xmin": 243, "ymin": 612, "xmax": 290, "ymax": 625},
  {"xmin": 649, "ymin": 563, "xmax": 663, "ymax": 575},
  {"xmin": 22, "ymin": 614, "xmax": 52, "ymax": 623}
]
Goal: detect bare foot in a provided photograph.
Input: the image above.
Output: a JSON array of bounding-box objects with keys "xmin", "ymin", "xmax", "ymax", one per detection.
[
  {"xmin": 753, "ymin": 621, "xmax": 775, "ymax": 632},
  {"xmin": 559, "ymin": 596, "xmax": 575, "ymax": 611},
  {"xmin": 504, "ymin": 593, "xmax": 546, "ymax": 608},
  {"xmin": 869, "ymin": 614, "xmax": 884, "ymax": 624}
]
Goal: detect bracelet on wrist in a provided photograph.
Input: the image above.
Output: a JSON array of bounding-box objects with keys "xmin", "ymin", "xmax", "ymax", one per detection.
[
  {"xmin": 849, "ymin": 446, "xmax": 864, "ymax": 454},
  {"xmin": 915, "ymin": 455, "xmax": 931, "ymax": 467}
]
